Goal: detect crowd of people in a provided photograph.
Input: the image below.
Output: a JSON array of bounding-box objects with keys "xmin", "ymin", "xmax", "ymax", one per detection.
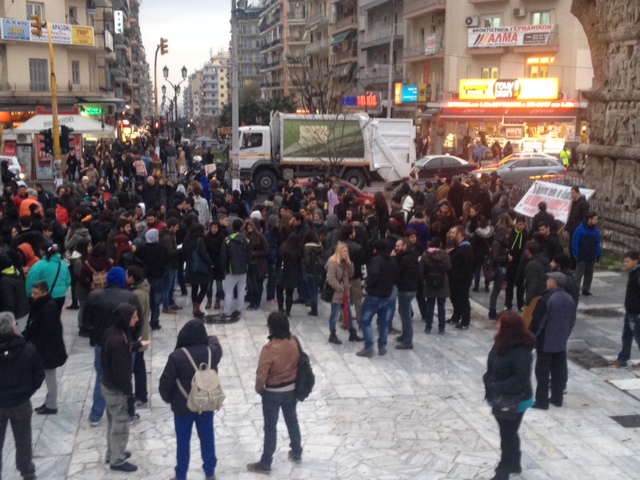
[{"xmin": 0, "ymin": 135, "xmax": 639, "ymax": 480}]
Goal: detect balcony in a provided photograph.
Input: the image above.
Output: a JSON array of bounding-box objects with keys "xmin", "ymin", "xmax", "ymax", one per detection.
[
  {"xmin": 306, "ymin": 37, "xmax": 329, "ymax": 53},
  {"xmin": 403, "ymin": 0, "xmax": 446, "ymax": 20},
  {"xmin": 360, "ymin": 0, "xmax": 394, "ymax": 11},
  {"xmin": 332, "ymin": 48, "xmax": 357, "ymax": 65},
  {"xmin": 361, "ymin": 24, "xmax": 404, "ymax": 49},
  {"xmin": 287, "ymin": 33, "xmax": 308, "ymax": 45},
  {"xmin": 403, "ymin": 38, "xmax": 445, "ymax": 62},
  {"xmin": 287, "ymin": 12, "xmax": 306, "ymax": 23},
  {"xmin": 333, "ymin": 15, "xmax": 357, "ymax": 33},
  {"xmin": 260, "ymin": 81, "xmax": 282, "ymax": 89},
  {"xmin": 306, "ymin": 9, "xmax": 329, "ymax": 27},
  {"xmin": 259, "ymin": 16, "xmax": 282, "ymax": 33},
  {"xmin": 260, "ymin": 60, "xmax": 283, "ymax": 72},
  {"xmin": 259, "ymin": 38, "xmax": 283, "ymax": 52},
  {"xmin": 359, "ymin": 64, "xmax": 403, "ymax": 83}
]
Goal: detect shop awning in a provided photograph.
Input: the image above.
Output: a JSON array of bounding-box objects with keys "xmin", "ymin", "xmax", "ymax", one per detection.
[
  {"xmin": 439, "ymin": 108, "xmax": 577, "ymax": 122},
  {"xmin": 14, "ymin": 114, "xmax": 115, "ymax": 136},
  {"xmin": 331, "ymin": 31, "xmax": 351, "ymax": 45}
]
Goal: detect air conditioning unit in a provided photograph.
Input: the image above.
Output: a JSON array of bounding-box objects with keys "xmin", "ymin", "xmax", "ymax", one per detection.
[
  {"xmin": 513, "ymin": 7, "xmax": 527, "ymax": 18},
  {"xmin": 17, "ymin": 134, "xmax": 30, "ymax": 144},
  {"xmin": 465, "ymin": 16, "xmax": 479, "ymax": 28}
]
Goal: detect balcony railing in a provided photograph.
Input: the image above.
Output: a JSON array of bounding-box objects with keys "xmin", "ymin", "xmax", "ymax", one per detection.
[
  {"xmin": 359, "ymin": 64, "xmax": 403, "ymax": 82},
  {"xmin": 306, "ymin": 9, "xmax": 328, "ymax": 26},
  {"xmin": 403, "ymin": 40, "xmax": 445, "ymax": 59},
  {"xmin": 333, "ymin": 16, "xmax": 357, "ymax": 31},
  {"xmin": 287, "ymin": 12, "xmax": 305, "ymax": 20},
  {"xmin": 403, "ymin": 0, "xmax": 446, "ymax": 18},
  {"xmin": 362, "ymin": 24, "xmax": 404, "ymax": 44},
  {"xmin": 306, "ymin": 37, "xmax": 329, "ymax": 53},
  {"xmin": 360, "ymin": 0, "xmax": 393, "ymax": 10},
  {"xmin": 259, "ymin": 38, "xmax": 283, "ymax": 51}
]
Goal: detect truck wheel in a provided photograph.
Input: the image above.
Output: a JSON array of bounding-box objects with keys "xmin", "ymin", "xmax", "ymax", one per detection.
[
  {"xmin": 343, "ymin": 169, "xmax": 367, "ymax": 189},
  {"xmin": 254, "ymin": 169, "xmax": 277, "ymax": 193}
]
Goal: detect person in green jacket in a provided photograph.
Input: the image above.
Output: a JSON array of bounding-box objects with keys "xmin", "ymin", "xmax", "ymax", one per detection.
[
  {"xmin": 25, "ymin": 246, "xmax": 71, "ymax": 313},
  {"xmin": 559, "ymin": 144, "xmax": 571, "ymax": 168}
]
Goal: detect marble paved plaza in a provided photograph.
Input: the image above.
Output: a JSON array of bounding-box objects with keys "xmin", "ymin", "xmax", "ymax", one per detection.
[{"xmin": 3, "ymin": 295, "xmax": 640, "ymax": 480}]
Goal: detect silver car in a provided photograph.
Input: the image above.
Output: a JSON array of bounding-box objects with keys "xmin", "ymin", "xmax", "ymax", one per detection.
[{"xmin": 496, "ymin": 157, "xmax": 566, "ymax": 185}]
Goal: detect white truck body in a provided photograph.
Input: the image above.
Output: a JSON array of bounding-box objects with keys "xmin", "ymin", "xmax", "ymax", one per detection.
[{"xmin": 237, "ymin": 113, "xmax": 415, "ymax": 192}]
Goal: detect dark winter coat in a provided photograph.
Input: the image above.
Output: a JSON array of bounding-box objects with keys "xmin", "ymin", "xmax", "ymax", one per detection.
[
  {"xmin": 483, "ymin": 343, "xmax": 533, "ymax": 403},
  {"xmin": 280, "ymin": 248, "xmax": 303, "ymax": 290},
  {"xmin": 344, "ymin": 238, "xmax": 364, "ymax": 280},
  {"xmin": 159, "ymin": 228, "xmax": 181, "ymax": 269},
  {"xmin": 184, "ymin": 236, "xmax": 213, "ymax": 285},
  {"xmin": 524, "ymin": 252, "xmax": 549, "ymax": 305},
  {"xmin": 303, "ymin": 243, "xmax": 324, "ymax": 277},
  {"xmin": 542, "ymin": 232, "xmax": 563, "ymax": 261},
  {"xmin": 220, "ymin": 231, "xmax": 252, "ymax": 276},
  {"xmin": 448, "ymin": 240, "xmax": 474, "ymax": 287},
  {"xmin": 566, "ymin": 196, "xmax": 589, "ymax": 233},
  {"xmin": 205, "ymin": 230, "xmax": 227, "ymax": 281},
  {"xmin": 625, "ymin": 265, "xmax": 640, "ymax": 314},
  {"xmin": 78, "ymin": 254, "xmax": 113, "ymax": 292},
  {"xmin": 23, "ymin": 294, "xmax": 67, "ymax": 369},
  {"xmin": 491, "ymin": 226, "xmax": 510, "ymax": 267},
  {"xmin": 0, "ymin": 333, "xmax": 44, "ymax": 408},
  {"xmin": 419, "ymin": 248, "xmax": 451, "ymax": 298},
  {"xmin": 530, "ymin": 288, "xmax": 576, "ymax": 353},
  {"xmin": 572, "ymin": 221, "xmax": 602, "ymax": 263},
  {"xmin": 82, "ymin": 285, "xmax": 142, "ymax": 347},
  {"xmin": 506, "ymin": 227, "xmax": 527, "ymax": 266},
  {"xmin": 247, "ymin": 230, "xmax": 269, "ymax": 279},
  {"xmin": 365, "ymin": 251, "xmax": 399, "ymax": 298},
  {"xmin": 470, "ymin": 225, "xmax": 494, "ymax": 268},
  {"xmin": 159, "ymin": 319, "xmax": 223, "ymax": 416},
  {"xmin": 0, "ymin": 267, "xmax": 30, "ymax": 319},
  {"xmin": 395, "ymin": 249, "xmax": 421, "ymax": 292},
  {"xmin": 531, "ymin": 210, "xmax": 557, "ymax": 235},
  {"xmin": 101, "ymin": 304, "xmax": 136, "ymax": 396},
  {"xmin": 135, "ymin": 241, "xmax": 170, "ymax": 279}
]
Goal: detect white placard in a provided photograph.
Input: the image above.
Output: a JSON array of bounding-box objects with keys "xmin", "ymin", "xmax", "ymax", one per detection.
[{"xmin": 514, "ymin": 181, "xmax": 596, "ymax": 224}]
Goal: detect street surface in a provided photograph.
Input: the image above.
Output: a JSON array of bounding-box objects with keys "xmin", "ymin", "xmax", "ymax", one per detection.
[{"xmin": 2, "ymin": 266, "xmax": 640, "ymax": 479}]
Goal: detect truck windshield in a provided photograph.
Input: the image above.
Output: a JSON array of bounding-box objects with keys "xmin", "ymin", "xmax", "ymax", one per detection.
[{"xmin": 242, "ymin": 133, "xmax": 263, "ymax": 149}]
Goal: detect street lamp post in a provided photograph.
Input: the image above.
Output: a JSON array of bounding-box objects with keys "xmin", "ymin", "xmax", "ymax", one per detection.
[
  {"xmin": 163, "ymin": 65, "xmax": 188, "ymax": 140},
  {"xmin": 231, "ymin": 0, "xmax": 248, "ymax": 191}
]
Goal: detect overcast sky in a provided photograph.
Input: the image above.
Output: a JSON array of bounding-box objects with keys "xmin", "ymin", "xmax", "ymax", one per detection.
[{"xmin": 139, "ymin": 0, "xmax": 232, "ymax": 107}]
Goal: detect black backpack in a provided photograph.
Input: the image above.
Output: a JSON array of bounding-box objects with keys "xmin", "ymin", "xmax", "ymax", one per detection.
[
  {"xmin": 425, "ymin": 260, "xmax": 446, "ymax": 290},
  {"xmin": 293, "ymin": 336, "xmax": 315, "ymax": 402}
]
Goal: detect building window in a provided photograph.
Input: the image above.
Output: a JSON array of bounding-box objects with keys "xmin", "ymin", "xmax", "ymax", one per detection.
[
  {"xmin": 29, "ymin": 58, "xmax": 48, "ymax": 91},
  {"xmin": 481, "ymin": 67, "xmax": 498, "ymax": 79},
  {"xmin": 72, "ymin": 61, "xmax": 80, "ymax": 84},
  {"xmin": 26, "ymin": 2, "xmax": 44, "ymax": 19},
  {"xmin": 482, "ymin": 15, "xmax": 501, "ymax": 28},
  {"xmin": 527, "ymin": 56, "xmax": 554, "ymax": 78},
  {"xmin": 531, "ymin": 11, "xmax": 551, "ymax": 25},
  {"xmin": 68, "ymin": 7, "xmax": 78, "ymax": 24}
]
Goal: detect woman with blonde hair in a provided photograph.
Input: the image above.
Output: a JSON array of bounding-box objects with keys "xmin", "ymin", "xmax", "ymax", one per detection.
[{"xmin": 325, "ymin": 242, "xmax": 355, "ymax": 344}]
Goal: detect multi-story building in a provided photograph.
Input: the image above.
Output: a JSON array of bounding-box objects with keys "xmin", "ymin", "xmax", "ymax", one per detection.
[
  {"xmin": 329, "ymin": 0, "xmax": 358, "ymax": 88},
  {"xmin": 259, "ymin": 0, "xmax": 307, "ymax": 104},
  {"xmin": 238, "ymin": 4, "xmax": 263, "ymax": 88},
  {"xmin": 201, "ymin": 51, "xmax": 230, "ymax": 119},
  {"xmin": 184, "ymin": 70, "xmax": 204, "ymax": 120},
  {"xmin": 401, "ymin": 0, "xmax": 593, "ymax": 155}
]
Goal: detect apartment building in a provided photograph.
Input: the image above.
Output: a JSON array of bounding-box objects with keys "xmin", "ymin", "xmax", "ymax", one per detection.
[
  {"xmin": 401, "ymin": 0, "xmax": 593, "ymax": 155},
  {"xmin": 238, "ymin": 4, "xmax": 263, "ymax": 88},
  {"xmin": 199, "ymin": 51, "xmax": 230, "ymax": 119}
]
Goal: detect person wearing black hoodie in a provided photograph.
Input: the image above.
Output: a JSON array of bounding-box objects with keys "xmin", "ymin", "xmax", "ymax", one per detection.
[
  {"xmin": 394, "ymin": 238, "xmax": 421, "ymax": 349},
  {"xmin": 447, "ymin": 225, "xmax": 475, "ymax": 329},
  {"xmin": 101, "ymin": 304, "xmax": 149, "ymax": 473},
  {"xmin": 0, "ymin": 311, "xmax": 44, "ymax": 480},
  {"xmin": 159, "ymin": 319, "xmax": 222, "ymax": 480},
  {"xmin": 356, "ymin": 240, "xmax": 400, "ymax": 357},
  {"xmin": 504, "ymin": 216, "xmax": 528, "ymax": 312}
]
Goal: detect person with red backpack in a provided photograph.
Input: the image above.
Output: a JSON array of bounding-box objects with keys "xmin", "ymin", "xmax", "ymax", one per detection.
[{"xmin": 78, "ymin": 242, "xmax": 113, "ymax": 293}]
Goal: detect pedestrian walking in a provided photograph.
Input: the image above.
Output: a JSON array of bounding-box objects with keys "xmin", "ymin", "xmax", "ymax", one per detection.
[
  {"xmin": 0, "ymin": 253, "xmax": 30, "ymax": 334},
  {"xmin": 247, "ymin": 312, "xmax": 303, "ymax": 474},
  {"xmin": 609, "ymin": 250, "xmax": 640, "ymax": 369},
  {"xmin": 134, "ymin": 228, "xmax": 170, "ymax": 329},
  {"xmin": 23, "ymin": 280, "xmax": 67, "ymax": 415},
  {"xmin": 529, "ymin": 272, "xmax": 576, "ymax": 409},
  {"xmin": 393, "ymin": 237, "xmax": 420, "ymax": 349},
  {"xmin": 159, "ymin": 319, "xmax": 223, "ymax": 480},
  {"xmin": 126, "ymin": 265, "xmax": 151, "ymax": 408},
  {"xmin": 483, "ymin": 311, "xmax": 534, "ymax": 480},
  {"xmin": 565, "ymin": 186, "xmax": 590, "ymax": 268},
  {"xmin": 0, "ymin": 311, "xmax": 44, "ymax": 480},
  {"xmin": 571, "ymin": 212, "xmax": 602, "ymax": 296},
  {"xmin": 183, "ymin": 224, "xmax": 213, "ymax": 318}
]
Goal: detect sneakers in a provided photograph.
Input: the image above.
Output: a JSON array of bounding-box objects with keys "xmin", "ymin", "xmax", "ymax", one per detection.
[
  {"xmin": 356, "ymin": 348, "xmax": 374, "ymax": 358},
  {"xmin": 90, "ymin": 417, "xmax": 103, "ymax": 427},
  {"xmin": 424, "ymin": 328, "xmax": 432, "ymax": 334},
  {"xmin": 130, "ymin": 413, "xmax": 140, "ymax": 424},
  {"xmin": 106, "ymin": 451, "xmax": 131, "ymax": 464},
  {"xmin": 110, "ymin": 461, "xmax": 137, "ymax": 472},
  {"xmin": 609, "ymin": 360, "xmax": 628, "ymax": 368},
  {"xmin": 378, "ymin": 348, "xmax": 388, "ymax": 356},
  {"xmin": 395, "ymin": 343, "xmax": 413, "ymax": 350},
  {"xmin": 455, "ymin": 324, "xmax": 469, "ymax": 330},
  {"xmin": 135, "ymin": 400, "xmax": 148, "ymax": 408},
  {"xmin": 531, "ymin": 402, "xmax": 548, "ymax": 410},
  {"xmin": 288, "ymin": 450, "xmax": 302, "ymax": 462},
  {"xmin": 247, "ymin": 462, "xmax": 271, "ymax": 474},
  {"xmin": 35, "ymin": 406, "xmax": 57, "ymax": 415}
]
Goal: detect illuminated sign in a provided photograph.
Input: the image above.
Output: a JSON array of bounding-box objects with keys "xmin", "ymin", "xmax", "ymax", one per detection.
[
  {"xmin": 84, "ymin": 107, "xmax": 103, "ymax": 116},
  {"xmin": 394, "ymin": 83, "xmax": 402, "ymax": 105},
  {"xmin": 446, "ymin": 100, "xmax": 576, "ymax": 109},
  {"xmin": 402, "ymin": 85, "xmax": 419, "ymax": 103},
  {"xmin": 459, "ymin": 78, "xmax": 559, "ymax": 101},
  {"xmin": 468, "ymin": 24, "xmax": 557, "ymax": 48},
  {"xmin": 342, "ymin": 93, "xmax": 379, "ymax": 108}
]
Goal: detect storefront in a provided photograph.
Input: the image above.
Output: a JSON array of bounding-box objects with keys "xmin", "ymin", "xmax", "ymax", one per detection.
[{"xmin": 439, "ymin": 78, "xmax": 584, "ymax": 157}]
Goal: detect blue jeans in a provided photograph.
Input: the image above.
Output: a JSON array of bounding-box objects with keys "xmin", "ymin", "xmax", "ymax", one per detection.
[
  {"xmin": 174, "ymin": 411, "xmax": 216, "ymax": 480},
  {"xmin": 304, "ymin": 274, "xmax": 318, "ymax": 313},
  {"xmin": 328, "ymin": 302, "xmax": 342, "ymax": 332},
  {"xmin": 90, "ymin": 345, "xmax": 105, "ymax": 422},
  {"xmin": 361, "ymin": 294, "xmax": 395, "ymax": 351},
  {"xmin": 397, "ymin": 290, "xmax": 416, "ymax": 346},
  {"xmin": 259, "ymin": 390, "xmax": 302, "ymax": 468},
  {"xmin": 426, "ymin": 297, "xmax": 447, "ymax": 331},
  {"xmin": 149, "ymin": 276, "xmax": 164, "ymax": 328},
  {"xmin": 617, "ymin": 313, "xmax": 640, "ymax": 362},
  {"xmin": 207, "ymin": 279, "xmax": 224, "ymax": 301},
  {"xmin": 163, "ymin": 268, "xmax": 177, "ymax": 309}
]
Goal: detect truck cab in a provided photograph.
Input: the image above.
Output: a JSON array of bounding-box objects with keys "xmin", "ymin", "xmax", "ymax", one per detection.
[{"xmin": 238, "ymin": 126, "xmax": 278, "ymax": 191}]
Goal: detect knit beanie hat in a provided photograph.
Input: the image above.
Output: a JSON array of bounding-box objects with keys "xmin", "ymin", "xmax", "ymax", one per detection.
[
  {"xmin": 250, "ymin": 210, "xmax": 262, "ymax": 221},
  {"xmin": 145, "ymin": 228, "xmax": 159, "ymax": 244},
  {"xmin": 268, "ymin": 214, "xmax": 279, "ymax": 229},
  {"xmin": 107, "ymin": 266, "xmax": 127, "ymax": 288}
]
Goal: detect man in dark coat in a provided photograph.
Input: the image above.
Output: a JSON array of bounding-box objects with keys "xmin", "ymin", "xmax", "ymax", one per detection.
[
  {"xmin": 447, "ymin": 225, "xmax": 474, "ymax": 329},
  {"xmin": 610, "ymin": 250, "xmax": 640, "ymax": 368},
  {"xmin": 0, "ymin": 311, "xmax": 44, "ymax": 480},
  {"xmin": 219, "ymin": 219, "xmax": 252, "ymax": 321},
  {"xmin": 0, "ymin": 253, "xmax": 30, "ymax": 333},
  {"xmin": 529, "ymin": 272, "xmax": 576, "ymax": 409},
  {"xmin": 135, "ymin": 228, "xmax": 170, "ymax": 330},
  {"xmin": 394, "ymin": 238, "xmax": 421, "ymax": 349},
  {"xmin": 159, "ymin": 319, "xmax": 222, "ymax": 480},
  {"xmin": 565, "ymin": 186, "xmax": 590, "ymax": 267},
  {"xmin": 504, "ymin": 216, "xmax": 528, "ymax": 312},
  {"xmin": 523, "ymin": 241, "xmax": 549, "ymax": 306},
  {"xmin": 22, "ymin": 281, "xmax": 67, "ymax": 415},
  {"xmin": 82, "ymin": 267, "xmax": 142, "ymax": 426},
  {"xmin": 538, "ymin": 221, "xmax": 563, "ymax": 261},
  {"xmin": 447, "ymin": 175, "xmax": 466, "ymax": 218}
]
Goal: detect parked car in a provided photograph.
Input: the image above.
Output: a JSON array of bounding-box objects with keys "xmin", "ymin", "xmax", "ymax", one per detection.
[
  {"xmin": 472, "ymin": 152, "xmax": 559, "ymax": 178},
  {"xmin": 495, "ymin": 157, "xmax": 566, "ymax": 185},
  {"xmin": 297, "ymin": 177, "xmax": 374, "ymax": 208},
  {"xmin": 0, "ymin": 155, "xmax": 25, "ymax": 180},
  {"xmin": 411, "ymin": 155, "xmax": 477, "ymax": 180}
]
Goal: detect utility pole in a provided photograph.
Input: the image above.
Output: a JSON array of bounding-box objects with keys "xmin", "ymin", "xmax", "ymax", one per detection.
[
  {"xmin": 231, "ymin": 0, "xmax": 246, "ymax": 192},
  {"xmin": 386, "ymin": 7, "xmax": 395, "ymax": 119}
]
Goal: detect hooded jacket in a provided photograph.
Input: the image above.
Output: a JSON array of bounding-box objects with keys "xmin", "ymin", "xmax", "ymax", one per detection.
[
  {"xmin": 572, "ymin": 220, "xmax": 602, "ymax": 262},
  {"xmin": 23, "ymin": 294, "xmax": 67, "ymax": 369},
  {"xmin": 395, "ymin": 248, "xmax": 421, "ymax": 292},
  {"xmin": 64, "ymin": 226, "xmax": 91, "ymax": 254},
  {"xmin": 0, "ymin": 265, "xmax": 30, "ymax": 319},
  {"xmin": 220, "ymin": 231, "xmax": 252, "ymax": 275},
  {"xmin": 524, "ymin": 252, "xmax": 550, "ymax": 305},
  {"xmin": 17, "ymin": 243, "xmax": 39, "ymax": 276},
  {"xmin": 323, "ymin": 214, "xmax": 341, "ymax": 261},
  {"xmin": 130, "ymin": 279, "xmax": 151, "ymax": 352},
  {"xmin": 0, "ymin": 332, "xmax": 44, "ymax": 407},
  {"xmin": 159, "ymin": 319, "xmax": 223, "ymax": 415},
  {"xmin": 366, "ymin": 249, "xmax": 399, "ymax": 298},
  {"xmin": 101, "ymin": 304, "xmax": 136, "ymax": 395},
  {"xmin": 82, "ymin": 285, "xmax": 142, "ymax": 347},
  {"xmin": 25, "ymin": 253, "xmax": 71, "ymax": 300},
  {"xmin": 448, "ymin": 240, "xmax": 474, "ymax": 286},
  {"xmin": 420, "ymin": 248, "xmax": 451, "ymax": 298}
]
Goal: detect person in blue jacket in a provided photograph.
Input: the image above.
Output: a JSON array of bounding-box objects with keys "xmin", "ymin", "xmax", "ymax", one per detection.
[
  {"xmin": 571, "ymin": 211, "xmax": 602, "ymax": 296},
  {"xmin": 25, "ymin": 246, "xmax": 71, "ymax": 313}
]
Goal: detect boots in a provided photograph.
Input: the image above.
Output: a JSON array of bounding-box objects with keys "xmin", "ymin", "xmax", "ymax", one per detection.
[
  {"xmin": 214, "ymin": 298, "xmax": 221, "ymax": 310},
  {"xmin": 193, "ymin": 304, "xmax": 205, "ymax": 318},
  {"xmin": 328, "ymin": 331, "xmax": 342, "ymax": 345},
  {"xmin": 205, "ymin": 298, "xmax": 213, "ymax": 309},
  {"xmin": 348, "ymin": 328, "xmax": 363, "ymax": 342}
]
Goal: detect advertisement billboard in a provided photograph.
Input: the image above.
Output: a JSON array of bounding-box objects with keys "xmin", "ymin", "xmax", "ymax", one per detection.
[
  {"xmin": 0, "ymin": 18, "xmax": 93, "ymax": 46},
  {"xmin": 282, "ymin": 118, "xmax": 365, "ymax": 159},
  {"xmin": 1, "ymin": 18, "xmax": 30, "ymax": 41},
  {"xmin": 468, "ymin": 24, "xmax": 556, "ymax": 48},
  {"xmin": 459, "ymin": 78, "xmax": 559, "ymax": 101}
]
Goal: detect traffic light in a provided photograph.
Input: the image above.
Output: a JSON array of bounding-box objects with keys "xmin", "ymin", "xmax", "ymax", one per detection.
[
  {"xmin": 30, "ymin": 14, "xmax": 43, "ymax": 37},
  {"xmin": 60, "ymin": 125, "xmax": 74, "ymax": 154},
  {"xmin": 160, "ymin": 37, "xmax": 168, "ymax": 55},
  {"xmin": 39, "ymin": 129, "xmax": 53, "ymax": 154}
]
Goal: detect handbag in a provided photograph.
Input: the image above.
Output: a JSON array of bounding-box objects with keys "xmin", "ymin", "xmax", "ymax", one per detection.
[
  {"xmin": 482, "ymin": 257, "xmax": 498, "ymax": 283},
  {"xmin": 320, "ymin": 280, "xmax": 334, "ymax": 303},
  {"xmin": 191, "ymin": 238, "xmax": 210, "ymax": 274},
  {"xmin": 491, "ymin": 392, "xmax": 526, "ymax": 420}
]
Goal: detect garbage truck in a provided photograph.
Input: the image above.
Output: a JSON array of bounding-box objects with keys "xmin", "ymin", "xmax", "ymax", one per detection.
[{"xmin": 237, "ymin": 112, "xmax": 416, "ymax": 192}]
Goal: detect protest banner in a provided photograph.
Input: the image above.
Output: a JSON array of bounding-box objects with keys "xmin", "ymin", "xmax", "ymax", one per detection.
[{"xmin": 514, "ymin": 181, "xmax": 595, "ymax": 224}]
